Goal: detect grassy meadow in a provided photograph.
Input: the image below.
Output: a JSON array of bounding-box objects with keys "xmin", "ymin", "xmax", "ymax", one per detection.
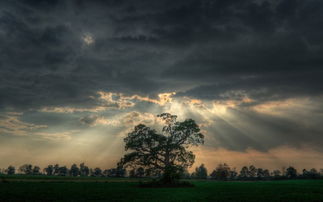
[{"xmin": 1, "ymin": 175, "xmax": 323, "ymax": 201}]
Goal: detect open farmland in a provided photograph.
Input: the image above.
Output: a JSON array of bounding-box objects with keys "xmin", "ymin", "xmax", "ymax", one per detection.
[{"xmin": 1, "ymin": 176, "xmax": 323, "ymax": 201}]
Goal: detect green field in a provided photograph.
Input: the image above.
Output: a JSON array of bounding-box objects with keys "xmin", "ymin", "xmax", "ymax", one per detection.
[{"xmin": 1, "ymin": 176, "xmax": 323, "ymax": 201}]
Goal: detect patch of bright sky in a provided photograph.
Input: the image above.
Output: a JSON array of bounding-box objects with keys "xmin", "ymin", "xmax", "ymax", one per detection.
[{"xmin": 82, "ymin": 33, "xmax": 95, "ymax": 45}]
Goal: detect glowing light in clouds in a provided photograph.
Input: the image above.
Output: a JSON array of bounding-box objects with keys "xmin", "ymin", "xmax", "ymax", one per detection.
[{"xmin": 82, "ymin": 33, "xmax": 95, "ymax": 45}]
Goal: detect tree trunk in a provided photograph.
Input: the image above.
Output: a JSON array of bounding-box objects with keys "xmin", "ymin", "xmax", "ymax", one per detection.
[{"xmin": 161, "ymin": 148, "xmax": 176, "ymax": 184}]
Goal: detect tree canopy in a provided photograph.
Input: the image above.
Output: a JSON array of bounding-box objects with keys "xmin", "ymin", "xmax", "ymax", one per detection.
[{"xmin": 119, "ymin": 113, "xmax": 204, "ymax": 183}]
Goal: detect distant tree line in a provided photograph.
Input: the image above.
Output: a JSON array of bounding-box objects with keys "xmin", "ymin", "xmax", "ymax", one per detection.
[
  {"xmin": 1, "ymin": 163, "xmax": 323, "ymax": 180},
  {"xmin": 189, "ymin": 164, "xmax": 323, "ymax": 180},
  {"xmin": 0, "ymin": 163, "xmax": 126, "ymax": 178}
]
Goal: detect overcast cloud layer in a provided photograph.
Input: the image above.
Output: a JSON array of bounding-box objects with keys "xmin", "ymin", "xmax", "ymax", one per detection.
[{"xmin": 0, "ymin": 0, "xmax": 323, "ymax": 170}]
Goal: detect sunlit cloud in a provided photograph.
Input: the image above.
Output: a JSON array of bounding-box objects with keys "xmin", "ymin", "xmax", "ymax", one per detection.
[
  {"xmin": 0, "ymin": 112, "xmax": 79, "ymax": 142},
  {"xmin": 1, "ymin": 95, "xmax": 323, "ymax": 169},
  {"xmin": 80, "ymin": 111, "xmax": 162, "ymax": 128},
  {"xmin": 0, "ymin": 112, "xmax": 47, "ymax": 136},
  {"xmin": 97, "ymin": 91, "xmax": 176, "ymax": 107},
  {"xmin": 40, "ymin": 91, "xmax": 176, "ymax": 113},
  {"xmin": 40, "ymin": 106, "xmax": 108, "ymax": 113},
  {"xmin": 134, "ymin": 92, "xmax": 176, "ymax": 105},
  {"xmin": 96, "ymin": 91, "xmax": 136, "ymax": 109},
  {"xmin": 250, "ymin": 98, "xmax": 310, "ymax": 116}
]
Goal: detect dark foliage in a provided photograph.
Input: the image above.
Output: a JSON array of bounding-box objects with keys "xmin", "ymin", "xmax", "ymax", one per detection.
[{"xmin": 119, "ymin": 113, "xmax": 204, "ymax": 184}]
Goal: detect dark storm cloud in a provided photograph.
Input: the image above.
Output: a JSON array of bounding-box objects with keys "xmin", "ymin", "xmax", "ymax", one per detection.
[
  {"xmin": 1, "ymin": 0, "xmax": 323, "ymax": 110},
  {"xmin": 0, "ymin": 0, "xmax": 164, "ymax": 109}
]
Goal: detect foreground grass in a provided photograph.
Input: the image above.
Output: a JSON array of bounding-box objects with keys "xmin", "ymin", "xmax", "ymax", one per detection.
[{"xmin": 1, "ymin": 176, "xmax": 323, "ymax": 201}]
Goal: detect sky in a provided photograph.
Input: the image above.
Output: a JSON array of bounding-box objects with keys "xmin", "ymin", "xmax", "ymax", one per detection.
[{"xmin": 1, "ymin": 0, "xmax": 323, "ymax": 172}]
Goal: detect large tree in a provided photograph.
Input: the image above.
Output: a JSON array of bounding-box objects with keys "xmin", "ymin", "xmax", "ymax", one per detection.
[{"xmin": 119, "ymin": 113, "xmax": 204, "ymax": 183}]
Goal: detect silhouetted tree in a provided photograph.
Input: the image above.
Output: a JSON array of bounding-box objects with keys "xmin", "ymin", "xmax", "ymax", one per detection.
[
  {"xmin": 309, "ymin": 168, "xmax": 319, "ymax": 178},
  {"xmin": 230, "ymin": 168, "xmax": 238, "ymax": 179},
  {"xmin": 193, "ymin": 164, "xmax": 208, "ymax": 179},
  {"xmin": 44, "ymin": 165, "xmax": 54, "ymax": 176},
  {"xmin": 53, "ymin": 164, "xmax": 60, "ymax": 175},
  {"xmin": 263, "ymin": 169, "xmax": 270, "ymax": 178},
  {"xmin": 256, "ymin": 168, "xmax": 264, "ymax": 178},
  {"xmin": 6, "ymin": 166, "xmax": 15, "ymax": 175},
  {"xmin": 302, "ymin": 169, "xmax": 309, "ymax": 177},
  {"xmin": 248, "ymin": 165, "xmax": 257, "ymax": 178},
  {"xmin": 255, "ymin": 168, "xmax": 270, "ymax": 179},
  {"xmin": 320, "ymin": 169, "xmax": 323, "ymax": 176},
  {"xmin": 303, "ymin": 168, "xmax": 320, "ymax": 179},
  {"xmin": 105, "ymin": 166, "xmax": 126, "ymax": 177},
  {"xmin": 272, "ymin": 169, "xmax": 281, "ymax": 177},
  {"xmin": 210, "ymin": 163, "xmax": 230, "ymax": 180},
  {"xmin": 281, "ymin": 166, "xmax": 286, "ymax": 176},
  {"xmin": 106, "ymin": 169, "xmax": 115, "ymax": 177},
  {"xmin": 286, "ymin": 166, "xmax": 297, "ymax": 178},
  {"xmin": 93, "ymin": 168, "xmax": 102, "ymax": 177},
  {"xmin": 119, "ymin": 113, "xmax": 204, "ymax": 184},
  {"xmin": 19, "ymin": 164, "xmax": 33, "ymax": 175},
  {"xmin": 70, "ymin": 164, "xmax": 80, "ymax": 177},
  {"xmin": 240, "ymin": 166, "xmax": 249, "ymax": 178},
  {"xmin": 58, "ymin": 166, "xmax": 68, "ymax": 176},
  {"xmin": 116, "ymin": 166, "xmax": 126, "ymax": 177},
  {"xmin": 103, "ymin": 169, "xmax": 109, "ymax": 177},
  {"xmin": 80, "ymin": 163, "xmax": 90, "ymax": 176},
  {"xmin": 32, "ymin": 166, "xmax": 41, "ymax": 175}
]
